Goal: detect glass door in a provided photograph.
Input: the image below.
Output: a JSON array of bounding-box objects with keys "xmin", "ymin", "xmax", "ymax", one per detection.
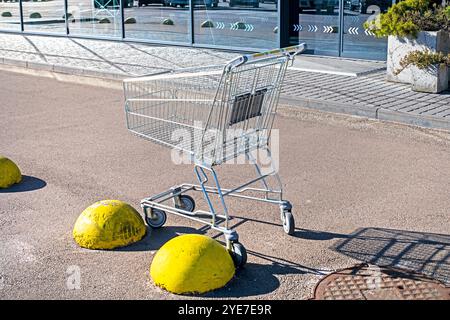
[
  {"xmin": 22, "ymin": 0, "xmax": 66, "ymax": 33},
  {"xmin": 286, "ymin": 0, "xmax": 390, "ymax": 60},
  {"xmin": 124, "ymin": 0, "xmax": 190, "ymax": 43},
  {"xmin": 193, "ymin": 0, "xmax": 278, "ymax": 50},
  {"xmin": 0, "ymin": 0, "xmax": 20, "ymax": 31},
  {"xmin": 340, "ymin": 0, "xmax": 392, "ymax": 60},
  {"xmin": 66, "ymin": 0, "xmax": 123, "ymax": 37},
  {"xmin": 297, "ymin": 0, "xmax": 340, "ymax": 56}
]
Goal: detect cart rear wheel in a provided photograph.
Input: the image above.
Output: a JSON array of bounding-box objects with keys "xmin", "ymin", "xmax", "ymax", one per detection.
[
  {"xmin": 144, "ymin": 207, "xmax": 167, "ymax": 229},
  {"xmin": 230, "ymin": 242, "xmax": 247, "ymax": 268},
  {"xmin": 175, "ymin": 194, "xmax": 195, "ymax": 212},
  {"xmin": 281, "ymin": 210, "xmax": 295, "ymax": 235}
]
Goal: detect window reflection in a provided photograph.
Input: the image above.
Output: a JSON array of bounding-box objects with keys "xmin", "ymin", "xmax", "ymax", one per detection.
[
  {"xmin": 22, "ymin": 0, "xmax": 66, "ymax": 33},
  {"xmin": 0, "ymin": 0, "xmax": 393, "ymax": 61},
  {"xmin": 124, "ymin": 0, "xmax": 190, "ymax": 42},
  {"xmin": 296, "ymin": 0, "xmax": 340, "ymax": 56},
  {"xmin": 0, "ymin": 0, "xmax": 20, "ymax": 31},
  {"xmin": 67, "ymin": 0, "xmax": 122, "ymax": 37},
  {"xmin": 342, "ymin": 0, "xmax": 393, "ymax": 59},
  {"xmin": 193, "ymin": 0, "xmax": 278, "ymax": 49}
]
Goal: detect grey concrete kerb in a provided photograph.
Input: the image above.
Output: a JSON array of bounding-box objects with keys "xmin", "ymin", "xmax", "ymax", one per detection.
[
  {"xmin": 282, "ymin": 96, "xmax": 450, "ymax": 131},
  {"xmin": 377, "ymin": 109, "xmax": 450, "ymax": 131},
  {"xmin": 0, "ymin": 57, "xmax": 128, "ymax": 80}
]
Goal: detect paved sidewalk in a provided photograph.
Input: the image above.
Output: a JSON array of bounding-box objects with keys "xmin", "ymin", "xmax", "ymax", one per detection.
[{"xmin": 0, "ymin": 33, "xmax": 449, "ymax": 130}]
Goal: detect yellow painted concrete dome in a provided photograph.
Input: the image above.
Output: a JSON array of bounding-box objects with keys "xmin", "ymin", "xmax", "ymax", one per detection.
[
  {"xmin": 150, "ymin": 234, "xmax": 235, "ymax": 294},
  {"xmin": 73, "ymin": 200, "xmax": 146, "ymax": 249},
  {"xmin": 0, "ymin": 156, "xmax": 22, "ymax": 188}
]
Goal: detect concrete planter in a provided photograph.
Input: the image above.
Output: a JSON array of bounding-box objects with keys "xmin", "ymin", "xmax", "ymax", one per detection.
[
  {"xmin": 410, "ymin": 64, "xmax": 449, "ymax": 94},
  {"xmin": 387, "ymin": 31, "xmax": 450, "ymax": 84}
]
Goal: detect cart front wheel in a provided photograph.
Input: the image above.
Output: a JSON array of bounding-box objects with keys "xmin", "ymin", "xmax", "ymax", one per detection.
[
  {"xmin": 230, "ymin": 242, "xmax": 247, "ymax": 268},
  {"xmin": 175, "ymin": 194, "xmax": 196, "ymax": 212},
  {"xmin": 281, "ymin": 209, "xmax": 295, "ymax": 235},
  {"xmin": 144, "ymin": 207, "xmax": 167, "ymax": 229}
]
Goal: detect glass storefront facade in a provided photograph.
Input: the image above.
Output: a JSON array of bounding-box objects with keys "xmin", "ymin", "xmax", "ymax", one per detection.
[
  {"xmin": 0, "ymin": 0, "xmax": 395, "ymax": 60},
  {"xmin": 286, "ymin": 0, "xmax": 394, "ymax": 60}
]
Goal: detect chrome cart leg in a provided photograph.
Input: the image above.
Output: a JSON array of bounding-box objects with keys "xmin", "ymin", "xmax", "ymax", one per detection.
[
  {"xmin": 194, "ymin": 164, "xmax": 246, "ymax": 267},
  {"xmin": 194, "ymin": 165, "xmax": 218, "ymax": 227},
  {"xmin": 247, "ymin": 147, "xmax": 295, "ymax": 235},
  {"xmin": 246, "ymin": 149, "xmax": 278, "ymax": 201}
]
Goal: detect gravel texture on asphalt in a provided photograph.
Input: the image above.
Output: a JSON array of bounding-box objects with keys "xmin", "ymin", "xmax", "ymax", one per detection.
[{"xmin": 1, "ymin": 70, "xmax": 449, "ymax": 299}]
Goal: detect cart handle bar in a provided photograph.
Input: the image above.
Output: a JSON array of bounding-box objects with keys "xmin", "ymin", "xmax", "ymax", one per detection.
[{"xmin": 225, "ymin": 43, "xmax": 307, "ymax": 71}]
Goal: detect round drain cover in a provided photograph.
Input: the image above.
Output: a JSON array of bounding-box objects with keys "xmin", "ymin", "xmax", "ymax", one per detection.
[{"xmin": 313, "ymin": 264, "xmax": 450, "ymax": 300}]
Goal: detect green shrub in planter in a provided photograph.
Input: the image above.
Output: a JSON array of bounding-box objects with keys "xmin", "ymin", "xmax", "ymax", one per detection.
[
  {"xmin": 364, "ymin": 0, "xmax": 449, "ymax": 38},
  {"xmin": 395, "ymin": 49, "xmax": 450, "ymax": 93},
  {"xmin": 1, "ymin": 12, "xmax": 12, "ymax": 17},
  {"xmin": 395, "ymin": 50, "xmax": 450, "ymax": 75},
  {"xmin": 406, "ymin": 4, "xmax": 450, "ymax": 33}
]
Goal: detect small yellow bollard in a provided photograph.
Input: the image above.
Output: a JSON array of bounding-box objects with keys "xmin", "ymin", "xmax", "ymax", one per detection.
[
  {"xmin": 150, "ymin": 234, "xmax": 235, "ymax": 294},
  {"xmin": 73, "ymin": 200, "xmax": 146, "ymax": 250},
  {"xmin": 0, "ymin": 156, "xmax": 22, "ymax": 188}
]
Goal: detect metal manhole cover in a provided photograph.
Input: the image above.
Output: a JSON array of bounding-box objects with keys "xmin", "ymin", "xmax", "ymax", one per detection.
[{"xmin": 313, "ymin": 264, "xmax": 450, "ymax": 300}]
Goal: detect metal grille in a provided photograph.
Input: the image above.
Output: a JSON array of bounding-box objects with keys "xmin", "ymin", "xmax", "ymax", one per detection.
[{"xmin": 313, "ymin": 264, "xmax": 450, "ymax": 300}]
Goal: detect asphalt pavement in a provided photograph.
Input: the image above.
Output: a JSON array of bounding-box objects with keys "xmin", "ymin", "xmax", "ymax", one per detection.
[{"xmin": 1, "ymin": 69, "xmax": 449, "ymax": 299}]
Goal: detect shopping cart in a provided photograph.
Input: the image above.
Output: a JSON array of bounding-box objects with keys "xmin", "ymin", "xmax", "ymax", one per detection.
[{"xmin": 123, "ymin": 44, "xmax": 306, "ymax": 267}]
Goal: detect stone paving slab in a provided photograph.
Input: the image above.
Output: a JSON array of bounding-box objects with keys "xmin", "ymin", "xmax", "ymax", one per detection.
[
  {"xmin": 0, "ymin": 33, "xmax": 236, "ymax": 76},
  {"xmin": 282, "ymin": 71, "xmax": 450, "ymax": 130},
  {"xmin": 0, "ymin": 32, "xmax": 449, "ymax": 131},
  {"xmin": 291, "ymin": 55, "xmax": 386, "ymax": 77}
]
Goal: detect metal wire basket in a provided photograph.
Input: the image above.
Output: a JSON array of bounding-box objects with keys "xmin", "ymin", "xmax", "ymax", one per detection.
[{"xmin": 123, "ymin": 44, "xmax": 306, "ymax": 267}]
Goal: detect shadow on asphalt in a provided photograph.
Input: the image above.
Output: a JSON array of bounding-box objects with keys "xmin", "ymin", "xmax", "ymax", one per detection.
[
  {"xmin": 332, "ymin": 227, "xmax": 450, "ymax": 286},
  {"xmin": 294, "ymin": 229, "xmax": 347, "ymax": 241},
  {"xmin": 224, "ymin": 215, "xmax": 349, "ymax": 241},
  {"xmin": 118, "ymin": 216, "xmax": 330, "ymax": 297},
  {"xmin": 116, "ymin": 226, "xmax": 206, "ymax": 252},
  {"xmin": 0, "ymin": 175, "xmax": 47, "ymax": 193},
  {"xmin": 120, "ymin": 217, "xmax": 450, "ymax": 295},
  {"xmin": 203, "ymin": 249, "xmax": 327, "ymax": 298},
  {"xmin": 120, "ymin": 217, "xmax": 331, "ymax": 297},
  {"xmin": 204, "ymin": 263, "xmax": 300, "ymax": 298}
]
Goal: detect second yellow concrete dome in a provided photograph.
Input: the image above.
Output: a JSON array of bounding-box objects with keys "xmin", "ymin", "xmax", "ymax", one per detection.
[
  {"xmin": 73, "ymin": 200, "xmax": 146, "ymax": 250},
  {"xmin": 150, "ymin": 234, "xmax": 235, "ymax": 294}
]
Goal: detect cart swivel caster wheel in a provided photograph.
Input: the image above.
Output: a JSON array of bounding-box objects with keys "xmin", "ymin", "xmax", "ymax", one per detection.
[
  {"xmin": 143, "ymin": 206, "xmax": 167, "ymax": 229},
  {"xmin": 230, "ymin": 242, "xmax": 247, "ymax": 268},
  {"xmin": 281, "ymin": 210, "xmax": 295, "ymax": 235},
  {"xmin": 175, "ymin": 194, "xmax": 195, "ymax": 212}
]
